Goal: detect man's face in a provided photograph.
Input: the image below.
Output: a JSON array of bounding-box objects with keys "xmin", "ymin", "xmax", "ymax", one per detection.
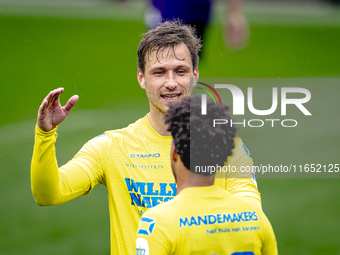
[{"xmin": 138, "ymin": 43, "xmax": 199, "ymax": 114}]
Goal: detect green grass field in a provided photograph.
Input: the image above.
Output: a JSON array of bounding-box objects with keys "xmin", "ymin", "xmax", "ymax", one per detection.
[{"xmin": 0, "ymin": 1, "xmax": 340, "ymax": 254}]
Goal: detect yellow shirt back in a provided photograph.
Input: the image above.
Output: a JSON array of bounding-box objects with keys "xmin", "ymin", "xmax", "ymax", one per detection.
[{"xmin": 136, "ymin": 185, "xmax": 277, "ymax": 255}]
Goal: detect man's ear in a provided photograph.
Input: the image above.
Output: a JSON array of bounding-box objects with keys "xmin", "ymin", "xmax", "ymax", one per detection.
[
  {"xmin": 171, "ymin": 142, "xmax": 178, "ymax": 162},
  {"xmin": 193, "ymin": 66, "xmax": 199, "ymax": 83},
  {"xmin": 137, "ymin": 69, "xmax": 145, "ymax": 89}
]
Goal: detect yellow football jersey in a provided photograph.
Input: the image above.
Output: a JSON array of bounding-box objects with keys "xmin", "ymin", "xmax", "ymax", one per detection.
[
  {"xmin": 136, "ymin": 185, "xmax": 277, "ymax": 255},
  {"xmin": 31, "ymin": 115, "xmax": 260, "ymax": 255}
]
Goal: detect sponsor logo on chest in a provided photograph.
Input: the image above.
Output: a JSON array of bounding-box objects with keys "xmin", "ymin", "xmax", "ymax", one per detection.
[{"xmin": 130, "ymin": 153, "xmax": 160, "ymax": 158}]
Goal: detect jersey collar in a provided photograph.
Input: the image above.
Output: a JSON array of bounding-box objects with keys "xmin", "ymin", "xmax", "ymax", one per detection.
[{"xmin": 141, "ymin": 114, "xmax": 172, "ymax": 142}]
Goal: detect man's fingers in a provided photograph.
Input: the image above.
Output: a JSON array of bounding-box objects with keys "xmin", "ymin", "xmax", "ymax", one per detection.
[
  {"xmin": 46, "ymin": 91, "xmax": 54, "ymax": 106},
  {"xmin": 38, "ymin": 99, "xmax": 48, "ymax": 115},
  {"xmin": 52, "ymin": 92, "xmax": 61, "ymax": 107},
  {"xmin": 51, "ymin": 87, "xmax": 64, "ymax": 105},
  {"xmin": 64, "ymin": 95, "xmax": 79, "ymax": 113},
  {"xmin": 39, "ymin": 87, "xmax": 65, "ymax": 117},
  {"xmin": 49, "ymin": 94, "xmax": 57, "ymax": 107},
  {"xmin": 46, "ymin": 87, "xmax": 64, "ymax": 106}
]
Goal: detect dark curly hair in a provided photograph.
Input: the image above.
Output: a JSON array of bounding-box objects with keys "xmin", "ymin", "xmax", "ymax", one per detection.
[
  {"xmin": 164, "ymin": 96, "xmax": 236, "ymax": 176},
  {"xmin": 137, "ymin": 20, "xmax": 202, "ymax": 75}
]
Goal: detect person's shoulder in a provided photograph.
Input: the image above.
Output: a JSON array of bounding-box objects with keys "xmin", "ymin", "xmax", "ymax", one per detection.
[
  {"xmin": 217, "ymin": 187, "xmax": 258, "ymax": 210},
  {"xmin": 233, "ymin": 136, "xmax": 250, "ymax": 155},
  {"xmin": 143, "ymin": 196, "xmax": 182, "ymax": 223},
  {"xmin": 84, "ymin": 132, "xmax": 110, "ymax": 148},
  {"xmin": 81, "ymin": 115, "xmax": 147, "ymax": 152},
  {"xmin": 148, "ymin": 197, "xmax": 179, "ymax": 215},
  {"xmin": 227, "ymin": 136, "xmax": 253, "ymax": 163},
  {"xmin": 104, "ymin": 115, "xmax": 146, "ymax": 138},
  {"xmin": 140, "ymin": 205, "xmax": 172, "ymax": 233}
]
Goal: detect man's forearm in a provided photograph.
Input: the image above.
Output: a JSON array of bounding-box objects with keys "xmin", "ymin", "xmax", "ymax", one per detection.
[
  {"xmin": 31, "ymin": 125, "xmax": 91, "ymax": 206},
  {"xmin": 31, "ymin": 125, "xmax": 62, "ymax": 206}
]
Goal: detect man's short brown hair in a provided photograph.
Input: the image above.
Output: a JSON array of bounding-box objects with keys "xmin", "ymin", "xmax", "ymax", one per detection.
[{"xmin": 137, "ymin": 20, "xmax": 202, "ymax": 74}]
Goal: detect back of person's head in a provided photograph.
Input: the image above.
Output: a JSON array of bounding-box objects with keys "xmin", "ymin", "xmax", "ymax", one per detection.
[
  {"xmin": 164, "ymin": 96, "xmax": 236, "ymax": 176},
  {"xmin": 137, "ymin": 19, "xmax": 202, "ymax": 75}
]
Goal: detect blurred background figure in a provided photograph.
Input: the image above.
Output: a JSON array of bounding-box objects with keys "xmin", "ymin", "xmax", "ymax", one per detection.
[{"xmin": 144, "ymin": 0, "xmax": 250, "ymax": 55}]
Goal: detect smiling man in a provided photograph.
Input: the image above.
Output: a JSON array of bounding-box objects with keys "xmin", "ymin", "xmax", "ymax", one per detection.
[
  {"xmin": 137, "ymin": 34, "xmax": 198, "ymax": 134},
  {"xmin": 31, "ymin": 21, "xmax": 260, "ymax": 255}
]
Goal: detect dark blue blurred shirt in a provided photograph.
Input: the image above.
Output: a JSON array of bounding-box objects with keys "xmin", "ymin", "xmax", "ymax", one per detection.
[{"xmin": 152, "ymin": 0, "xmax": 212, "ymax": 25}]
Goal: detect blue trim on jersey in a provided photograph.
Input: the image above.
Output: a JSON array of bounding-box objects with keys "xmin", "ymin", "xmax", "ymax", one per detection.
[
  {"xmin": 242, "ymin": 144, "xmax": 252, "ymax": 158},
  {"xmin": 141, "ymin": 217, "xmax": 154, "ymax": 223},
  {"xmin": 138, "ymin": 217, "xmax": 157, "ymax": 235},
  {"xmin": 149, "ymin": 222, "xmax": 156, "ymax": 233},
  {"xmin": 93, "ymin": 133, "xmax": 106, "ymax": 140},
  {"xmin": 231, "ymin": 252, "xmax": 255, "ymax": 255},
  {"xmin": 137, "ymin": 229, "xmax": 149, "ymax": 235}
]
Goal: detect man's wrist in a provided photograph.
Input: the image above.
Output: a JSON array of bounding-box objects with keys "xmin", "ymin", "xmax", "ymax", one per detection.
[{"xmin": 35, "ymin": 124, "xmax": 58, "ymax": 136}]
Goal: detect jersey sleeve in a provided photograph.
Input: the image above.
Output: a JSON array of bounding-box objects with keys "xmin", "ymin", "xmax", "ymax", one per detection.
[
  {"xmin": 31, "ymin": 125, "xmax": 107, "ymax": 206},
  {"xmin": 136, "ymin": 210, "xmax": 171, "ymax": 255},
  {"xmin": 261, "ymin": 213, "xmax": 279, "ymax": 255},
  {"xmin": 224, "ymin": 137, "xmax": 261, "ymax": 207}
]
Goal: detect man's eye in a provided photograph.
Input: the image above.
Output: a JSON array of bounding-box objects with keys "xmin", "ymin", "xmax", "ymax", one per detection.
[
  {"xmin": 177, "ymin": 70, "xmax": 186, "ymax": 74},
  {"xmin": 154, "ymin": 71, "xmax": 164, "ymax": 75}
]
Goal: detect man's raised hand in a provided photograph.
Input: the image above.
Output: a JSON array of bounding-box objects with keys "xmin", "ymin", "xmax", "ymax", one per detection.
[{"xmin": 37, "ymin": 88, "xmax": 79, "ymax": 132}]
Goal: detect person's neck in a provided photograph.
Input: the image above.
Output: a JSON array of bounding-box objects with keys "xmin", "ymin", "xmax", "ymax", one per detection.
[
  {"xmin": 147, "ymin": 107, "xmax": 171, "ymax": 136},
  {"xmin": 176, "ymin": 170, "xmax": 215, "ymax": 195}
]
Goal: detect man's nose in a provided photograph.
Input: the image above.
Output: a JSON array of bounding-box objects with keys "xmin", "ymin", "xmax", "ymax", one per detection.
[{"xmin": 165, "ymin": 71, "xmax": 177, "ymax": 90}]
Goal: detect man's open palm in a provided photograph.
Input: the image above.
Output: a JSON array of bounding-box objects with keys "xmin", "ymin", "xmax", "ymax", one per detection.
[{"xmin": 37, "ymin": 88, "xmax": 79, "ymax": 132}]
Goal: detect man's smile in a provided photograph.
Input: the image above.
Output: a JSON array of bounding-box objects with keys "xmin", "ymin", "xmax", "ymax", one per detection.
[{"xmin": 161, "ymin": 93, "xmax": 182, "ymax": 101}]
